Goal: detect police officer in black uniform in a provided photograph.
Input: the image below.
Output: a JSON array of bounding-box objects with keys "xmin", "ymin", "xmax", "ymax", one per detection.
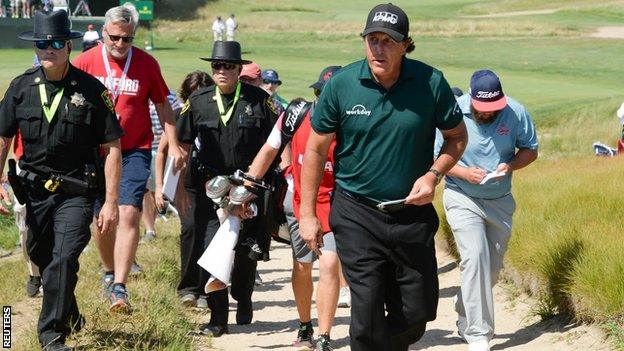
[
  {"xmin": 0, "ymin": 11, "xmax": 123, "ymax": 351},
  {"xmin": 177, "ymin": 41, "xmax": 277, "ymax": 337}
]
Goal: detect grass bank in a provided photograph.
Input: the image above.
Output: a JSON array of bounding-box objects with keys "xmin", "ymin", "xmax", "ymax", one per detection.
[{"xmin": 13, "ymin": 219, "xmax": 202, "ymax": 350}]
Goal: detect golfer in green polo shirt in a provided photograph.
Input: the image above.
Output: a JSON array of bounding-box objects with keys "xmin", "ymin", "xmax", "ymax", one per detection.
[{"xmin": 299, "ymin": 3, "xmax": 467, "ymax": 351}]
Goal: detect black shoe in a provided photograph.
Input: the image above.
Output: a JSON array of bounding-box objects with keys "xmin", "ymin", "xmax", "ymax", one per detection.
[
  {"xmin": 26, "ymin": 275, "xmax": 42, "ymax": 297},
  {"xmin": 293, "ymin": 322, "xmax": 314, "ymax": 349},
  {"xmin": 198, "ymin": 323, "xmax": 228, "ymax": 337},
  {"xmin": 236, "ymin": 300, "xmax": 253, "ymax": 325},
  {"xmin": 43, "ymin": 341, "xmax": 73, "ymax": 351}
]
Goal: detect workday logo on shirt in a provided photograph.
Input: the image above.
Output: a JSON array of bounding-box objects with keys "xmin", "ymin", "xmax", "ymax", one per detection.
[{"xmin": 346, "ymin": 104, "xmax": 372, "ymax": 116}]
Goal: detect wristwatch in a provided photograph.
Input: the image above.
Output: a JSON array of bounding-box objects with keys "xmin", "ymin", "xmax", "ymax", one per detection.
[{"xmin": 428, "ymin": 168, "xmax": 443, "ymax": 185}]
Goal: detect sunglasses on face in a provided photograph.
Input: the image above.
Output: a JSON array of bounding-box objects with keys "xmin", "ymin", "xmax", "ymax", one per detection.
[
  {"xmin": 262, "ymin": 80, "xmax": 279, "ymax": 85},
  {"xmin": 35, "ymin": 40, "xmax": 67, "ymax": 50},
  {"xmin": 107, "ymin": 34, "xmax": 134, "ymax": 43},
  {"xmin": 211, "ymin": 62, "xmax": 237, "ymax": 71}
]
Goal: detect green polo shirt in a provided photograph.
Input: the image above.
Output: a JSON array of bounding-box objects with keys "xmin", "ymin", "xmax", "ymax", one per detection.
[{"xmin": 311, "ymin": 57, "xmax": 462, "ymax": 202}]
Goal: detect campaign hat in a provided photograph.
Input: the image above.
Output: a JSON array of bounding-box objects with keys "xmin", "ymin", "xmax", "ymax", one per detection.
[
  {"xmin": 200, "ymin": 41, "xmax": 252, "ymax": 64},
  {"xmin": 19, "ymin": 10, "xmax": 83, "ymax": 41}
]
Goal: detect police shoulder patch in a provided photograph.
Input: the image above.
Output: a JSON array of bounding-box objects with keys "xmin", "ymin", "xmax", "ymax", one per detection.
[
  {"xmin": 265, "ymin": 98, "xmax": 277, "ymax": 115},
  {"xmin": 181, "ymin": 99, "xmax": 190, "ymax": 115},
  {"xmin": 101, "ymin": 90, "xmax": 115, "ymax": 113}
]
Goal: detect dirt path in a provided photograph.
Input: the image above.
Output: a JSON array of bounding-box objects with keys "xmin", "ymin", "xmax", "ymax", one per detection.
[
  {"xmin": 590, "ymin": 26, "xmax": 624, "ymax": 39},
  {"xmin": 203, "ymin": 243, "xmax": 613, "ymax": 351},
  {"xmin": 461, "ymin": 9, "xmax": 558, "ymax": 19}
]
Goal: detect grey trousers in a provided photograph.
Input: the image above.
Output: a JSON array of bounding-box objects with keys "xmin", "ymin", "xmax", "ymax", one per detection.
[{"xmin": 443, "ymin": 187, "xmax": 515, "ymax": 343}]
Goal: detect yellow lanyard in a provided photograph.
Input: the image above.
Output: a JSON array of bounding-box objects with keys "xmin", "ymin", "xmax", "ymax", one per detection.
[
  {"xmin": 215, "ymin": 82, "xmax": 241, "ymax": 125},
  {"xmin": 39, "ymin": 83, "xmax": 64, "ymax": 123}
]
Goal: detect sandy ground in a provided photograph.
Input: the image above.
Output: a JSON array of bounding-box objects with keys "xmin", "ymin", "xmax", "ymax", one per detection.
[
  {"xmin": 199, "ymin": 242, "xmax": 613, "ymax": 351},
  {"xmin": 461, "ymin": 9, "xmax": 558, "ymax": 18},
  {"xmin": 591, "ymin": 26, "xmax": 624, "ymax": 39}
]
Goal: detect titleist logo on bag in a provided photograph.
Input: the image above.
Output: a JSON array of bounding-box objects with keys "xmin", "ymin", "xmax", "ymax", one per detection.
[{"xmin": 285, "ymin": 100, "xmax": 307, "ymax": 133}]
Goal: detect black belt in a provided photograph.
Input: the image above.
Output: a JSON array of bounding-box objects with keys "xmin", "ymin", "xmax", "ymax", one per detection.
[{"xmin": 336, "ymin": 187, "xmax": 405, "ymax": 213}]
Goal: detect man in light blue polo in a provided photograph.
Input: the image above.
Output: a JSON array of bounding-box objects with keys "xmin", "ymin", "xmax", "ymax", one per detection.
[{"xmin": 436, "ymin": 69, "xmax": 538, "ymax": 351}]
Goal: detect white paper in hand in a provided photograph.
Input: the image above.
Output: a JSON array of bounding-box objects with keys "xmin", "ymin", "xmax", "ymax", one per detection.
[
  {"xmin": 197, "ymin": 215, "xmax": 241, "ymax": 286},
  {"xmin": 162, "ymin": 156, "xmax": 180, "ymax": 202},
  {"xmin": 480, "ymin": 171, "xmax": 507, "ymax": 185}
]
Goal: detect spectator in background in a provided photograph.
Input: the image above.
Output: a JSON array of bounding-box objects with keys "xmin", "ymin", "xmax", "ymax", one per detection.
[
  {"xmin": 82, "ymin": 24, "xmax": 100, "ymax": 52},
  {"xmin": 0, "ymin": 0, "xmax": 7, "ymax": 17},
  {"xmin": 261, "ymin": 69, "xmax": 288, "ymax": 110},
  {"xmin": 617, "ymin": 102, "xmax": 624, "ymax": 154},
  {"xmin": 21, "ymin": 0, "xmax": 29, "ymax": 18},
  {"xmin": 73, "ymin": 4, "xmax": 187, "ymax": 313},
  {"xmin": 437, "ymin": 70, "xmax": 538, "ymax": 351},
  {"xmin": 239, "ymin": 61, "xmax": 263, "ymax": 86},
  {"xmin": 212, "ymin": 16, "xmax": 224, "ymax": 41},
  {"xmin": 225, "ymin": 13, "xmax": 237, "ymax": 41},
  {"xmin": 150, "ymin": 71, "xmax": 215, "ymax": 309},
  {"xmin": 140, "ymin": 91, "xmax": 183, "ymax": 244},
  {"xmin": 10, "ymin": 0, "xmax": 17, "ymax": 17}
]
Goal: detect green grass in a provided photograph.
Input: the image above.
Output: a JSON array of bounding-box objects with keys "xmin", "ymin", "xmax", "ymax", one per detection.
[
  {"xmin": 0, "ymin": 214, "xmax": 19, "ymax": 250},
  {"xmin": 14, "ymin": 219, "xmax": 200, "ymax": 350}
]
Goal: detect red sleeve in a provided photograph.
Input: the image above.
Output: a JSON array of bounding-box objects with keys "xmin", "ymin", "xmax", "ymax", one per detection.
[
  {"xmin": 13, "ymin": 132, "xmax": 23, "ymax": 160},
  {"xmin": 147, "ymin": 56, "xmax": 169, "ymax": 104}
]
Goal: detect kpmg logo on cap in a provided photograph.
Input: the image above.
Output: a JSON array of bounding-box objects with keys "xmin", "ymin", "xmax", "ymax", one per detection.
[
  {"xmin": 476, "ymin": 91, "xmax": 501, "ymax": 100},
  {"xmin": 346, "ymin": 104, "xmax": 371, "ymax": 116},
  {"xmin": 372, "ymin": 11, "xmax": 398, "ymax": 24}
]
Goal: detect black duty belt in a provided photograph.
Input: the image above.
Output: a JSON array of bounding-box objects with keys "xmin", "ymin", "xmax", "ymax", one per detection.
[{"xmin": 336, "ymin": 187, "xmax": 406, "ymax": 213}]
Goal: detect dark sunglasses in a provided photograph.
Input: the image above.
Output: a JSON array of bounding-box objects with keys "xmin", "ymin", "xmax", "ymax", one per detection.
[
  {"xmin": 35, "ymin": 40, "xmax": 67, "ymax": 50},
  {"xmin": 107, "ymin": 34, "xmax": 134, "ymax": 43},
  {"xmin": 211, "ymin": 62, "xmax": 237, "ymax": 71},
  {"xmin": 262, "ymin": 80, "xmax": 279, "ymax": 85}
]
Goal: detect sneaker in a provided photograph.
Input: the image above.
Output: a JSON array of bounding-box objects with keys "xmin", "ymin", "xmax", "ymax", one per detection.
[
  {"xmin": 26, "ymin": 275, "xmax": 42, "ymax": 297},
  {"xmin": 316, "ymin": 334, "xmax": 333, "ymax": 351},
  {"xmin": 180, "ymin": 294, "xmax": 197, "ymax": 307},
  {"xmin": 140, "ymin": 230, "xmax": 156, "ymax": 244},
  {"xmin": 196, "ymin": 296, "xmax": 209, "ymax": 310},
  {"xmin": 337, "ymin": 286, "xmax": 350, "ymax": 308},
  {"xmin": 468, "ymin": 339, "xmax": 490, "ymax": 351},
  {"xmin": 130, "ymin": 261, "xmax": 143, "ymax": 275},
  {"xmin": 101, "ymin": 272, "xmax": 114, "ymax": 298},
  {"xmin": 293, "ymin": 322, "xmax": 314, "ymax": 350},
  {"xmin": 109, "ymin": 283, "xmax": 131, "ymax": 313}
]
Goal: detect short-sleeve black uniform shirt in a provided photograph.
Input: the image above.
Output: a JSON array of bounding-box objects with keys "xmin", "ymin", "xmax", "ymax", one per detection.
[
  {"xmin": 0, "ymin": 65, "xmax": 123, "ymax": 176},
  {"xmin": 177, "ymin": 82, "xmax": 277, "ymax": 175}
]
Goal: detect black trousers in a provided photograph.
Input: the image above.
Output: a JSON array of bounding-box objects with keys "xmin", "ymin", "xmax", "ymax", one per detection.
[
  {"xmin": 329, "ymin": 190, "xmax": 439, "ymax": 351},
  {"xmin": 25, "ymin": 192, "xmax": 93, "ymax": 347},
  {"xmin": 190, "ymin": 185, "xmax": 258, "ymax": 326},
  {"xmin": 177, "ymin": 186, "xmax": 203, "ymax": 297}
]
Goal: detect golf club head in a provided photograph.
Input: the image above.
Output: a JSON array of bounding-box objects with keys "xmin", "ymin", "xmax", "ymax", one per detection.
[
  {"xmin": 228, "ymin": 185, "xmax": 257, "ymax": 205},
  {"xmin": 205, "ymin": 176, "xmax": 233, "ymax": 199}
]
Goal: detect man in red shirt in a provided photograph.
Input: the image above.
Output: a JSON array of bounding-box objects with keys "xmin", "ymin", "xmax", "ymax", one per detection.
[
  {"xmin": 247, "ymin": 66, "xmax": 343, "ymax": 351},
  {"xmin": 73, "ymin": 4, "xmax": 186, "ymax": 312}
]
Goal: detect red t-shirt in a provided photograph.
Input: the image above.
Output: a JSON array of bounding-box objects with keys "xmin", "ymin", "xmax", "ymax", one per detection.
[
  {"xmin": 291, "ymin": 112, "xmax": 336, "ymax": 233},
  {"xmin": 73, "ymin": 43, "xmax": 169, "ymax": 151},
  {"xmin": 13, "ymin": 132, "xmax": 23, "ymax": 160}
]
